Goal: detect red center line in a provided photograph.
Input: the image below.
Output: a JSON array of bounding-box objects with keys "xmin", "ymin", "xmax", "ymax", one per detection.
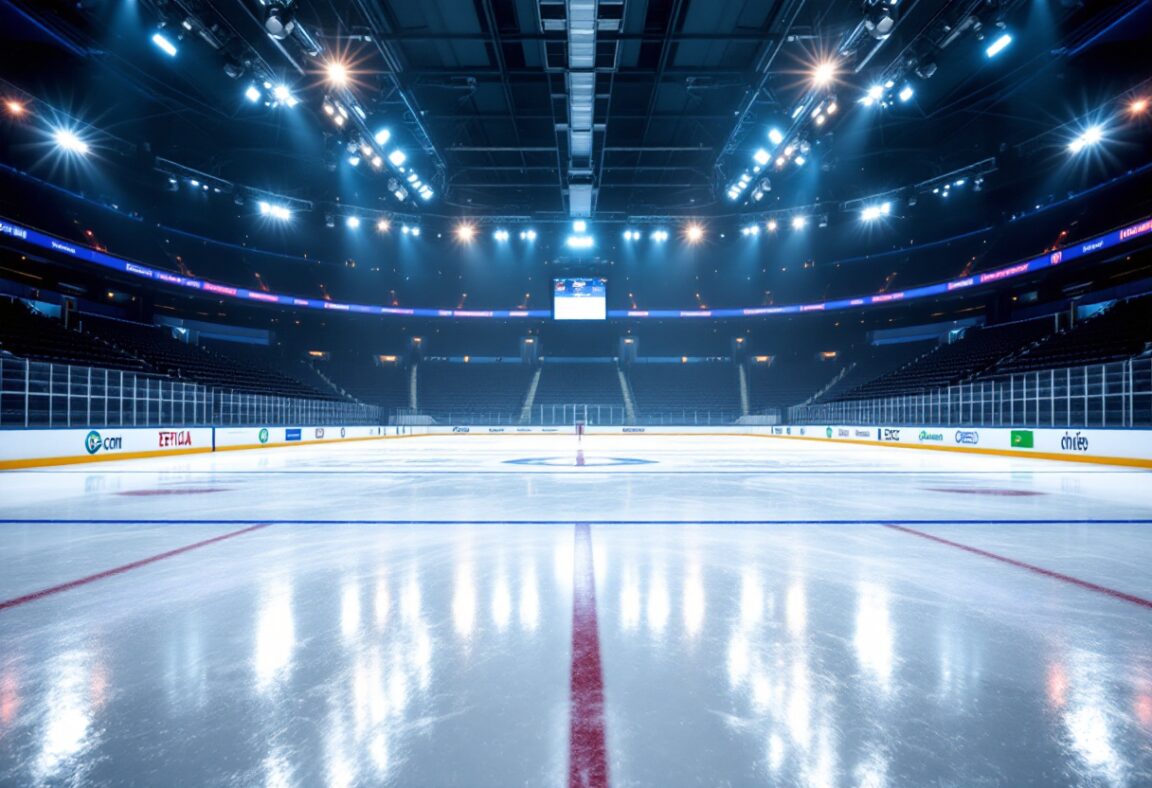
[
  {"xmin": 884, "ymin": 524, "xmax": 1152, "ymax": 610},
  {"xmin": 570, "ymin": 522, "xmax": 609, "ymax": 788},
  {"xmin": 0, "ymin": 524, "xmax": 271, "ymax": 612}
]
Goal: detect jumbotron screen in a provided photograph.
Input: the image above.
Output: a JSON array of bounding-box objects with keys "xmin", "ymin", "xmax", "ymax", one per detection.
[{"xmin": 553, "ymin": 277, "xmax": 607, "ymax": 321}]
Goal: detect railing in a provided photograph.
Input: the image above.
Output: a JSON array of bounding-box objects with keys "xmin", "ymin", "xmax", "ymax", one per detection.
[
  {"xmin": 390, "ymin": 403, "xmax": 743, "ymax": 427},
  {"xmin": 0, "ymin": 356, "xmax": 384, "ymax": 428},
  {"xmin": 787, "ymin": 357, "xmax": 1152, "ymax": 428}
]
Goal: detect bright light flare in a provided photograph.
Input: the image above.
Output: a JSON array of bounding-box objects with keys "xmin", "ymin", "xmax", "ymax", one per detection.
[
  {"xmin": 151, "ymin": 32, "xmax": 178, "ymax": 57},
  {"xmin": 326, "ymin": 61, "xmax": 349, "ymax": 86},
  {"xmin": 685, "ymin": 223, "xmax": 704, "ymax": 244},
  {"xmin": 985, "ymin": 33, "xmax": 1013, "ymax": 59},
  {"xmin": 1129, "ymin": 98, "xmax": 1148, "ymax": 115},
  {"xmin": 53, "ymin": 128, "xmax": 90, "ymax": 155},
  {"xmin": 812, "ymin": 60, "xmax": 837, "ymax": 87},
  {"xmin": 5, "ymin": 100, "xmax": 26, "ymax": 116},
  {"xmin": 791, "ymin": 215, "xmax": 807, "ymax": 230},
  {"xmin": 1068, "ymin": 125, "xmax": 1104, "ymax": 154},
  {"xmin": 456, "ymin": 223, "xmax": 476, "ymax": 243},
  {"xmin": 345, "ymin": 216, "xmax": 361, "ymax": 229}
]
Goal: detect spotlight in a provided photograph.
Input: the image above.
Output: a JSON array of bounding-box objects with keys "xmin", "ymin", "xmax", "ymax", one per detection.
[
  {"xmin": 520, "ymin": 229, "xmax": 537, "ymax": 241},
  {"xmin": 742, "ymin": 225, "xmax": 760, "ymax": 237},
  {"xmin": 812, "ymin": 60, "xmax": 836, "ymax": 87},
  {"xmin": 1129, "ymin": 98, "xmax": 1148, "ymax": 115},
  {"xmin": 573, "ymin": 219, "xmax": 587, "ymax": 233},
  {"xmin": 347, "ymin": 154, "xmax": 361, "ymax": 167},
  {"xmin": 650, "ymin": 229, "xmax": 669, "ymax": 242},
  {"xmin": 272, "ymin": 84, "xmax": 296, "ymax": 107},
  {"xmin": 401, "ymin": 225, "xmax": 411, "ymax": 235},
  {"xmin": 257, "ymin": 201, "xmax": 292, "ymax": 221},
  {"xmin": 388, "ymin": 150, "xmax": 406, "ymax": 166},
  {"xmin": 794, "ymin": 155, "xmax": 807, "ymax": 166},
  {"xmin": 791, "ymin": 216, "xmax": 807, "ymax": 230},
  {"xmin": 768, "ymin": 127, "xmax": 784, "ymax": 146},
  {"xmin": 263, "ymin": 3, "xmax": 295, "ymax": 39},
  {"xmin": 864, "ymin": 0, "xmax": 897, "ymax": 39},
  {"xmin": 346, "ymin": 216, "xmax": 361, "ymax": 229},
  {"xmin": 493, "ymin": 229, "xmax": 510, "ymax": 242},
  {"xmin": 456, "ymin": 223, "xmax": 476, "ymax": 243},
  {"xmin": 766, "ymin": 219, "xmax": 778, "ymax": 232},
  {"xmin": 244, "ymin": 84, "xmax": 262, "ymax": 103},
  {"xmin": 985, "ymin": 33, "xmax": 1013, "ymax": 58},
  {"xmin": 754, "ymin": 148, "xmax": 771, "ymax": 165},
  {"xmin": 566, "ymin": 235, "xmax": 594, "ymax": 249},
  {"xmin": 151, "ymin": 32, "xmax": 178, "ymax": 57},
  {"xmin": 53, "ymin": 128, "xmax": 89, "ymax": 155},
  {"xmin": 371, "ymin": 156, "xmax": 383, "ymax": 169},
  {"xmin": 5, "ymin": 100, "xmax": 25, "ymax": 116},
  {"xmin": 1068, "ymin": 125, "xmax": 1103, "ymax": 154},
  {"xmin": 898, "ymin": 84, "xmax": 915, "ymax": 103},
  {"xmin": 685, "ymin": 223, "xmax": 704, "ymax": 243},
  {"xmin": 374, "ymin": 128, "xmax": 391, "ymax": 145},
  {"xmin": 419, "ymin": 187, "xmax": 433, "ymax": 201},
  {"xmin": 376, "ymin": 219, "xmax": 391, "ymax": 233},
  {"xmin": 326, "ymin": 61, "xmax": 349, "ymax": 86},
  {"xmin": 411, "ymin": 227, "xmax": 421, "ymax": 237}
]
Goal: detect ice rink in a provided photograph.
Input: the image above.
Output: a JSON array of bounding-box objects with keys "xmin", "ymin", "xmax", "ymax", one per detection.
[{"xmin": 1, "ymin": 433, "xmax": 1151, "ymax": 786}]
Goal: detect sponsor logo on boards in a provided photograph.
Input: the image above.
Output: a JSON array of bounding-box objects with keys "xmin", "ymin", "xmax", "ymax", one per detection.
[
  {"xmin": 85, "ymin": 430, "xmax": 123, "ymax": 455},
  {"xmin": 918, "ymin": 430, "xmax": 945, "ymax": 443},
  {"xmin": 826, "ymin": 427, "xmax": 834, "ymax": 438},
  {"xmin": 1060, "ymin": 431, "xmax": 1090, "ymax": 452},
  {"xmin": 452, "ymin": 426, "xmax": 471, "ymax": 433},
  {"xmin": 799, "ymin": 428, "xmax": 806, "ymax": 436},
  {"xmin": 955, "ymin": 430, "xmax": 980, "ymax": 445},
  {"xmin": 285, "ymin": 428, "xmax": 302, "ymax": 442},
  {"xmin": 258, "ymin": 428, "xmax": 269, "ymax": 444},
  {"xmin": 837, "ymin": 428, "xmax": 850, "ymax": 438},
  {"xmin": 488, "ymin": 428, "xmax": 506, "ymax": 433},
  {"xmin": 623, "ymin": 427, "xmax": 646, "ymax": 433},
  {"xmin": 854, "ymin": 429, "xmax": 871, "ymax": 439},
  {"xmin": 879, "ymin": 428, "xmax": 901, "ymax": 442},
  {"xmin": 1011, "ymin": 430, "xmax": 1034, "ymax": 448},
  {"xmin": 315, "ymin": 428, "xmax": 325, "ymax": 439},
  {"xmin": 340, "ymin": 427, "xmax": 347, "ymax": 438},
  {"xmin": 157, "ymin": 430, "xmax": 193, "ymax": 448}
]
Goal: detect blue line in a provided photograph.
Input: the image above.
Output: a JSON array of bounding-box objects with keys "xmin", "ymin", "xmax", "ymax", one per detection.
[{"xmin": 1, "ymin": 519, "xmax": 1150, "ymax": 525}]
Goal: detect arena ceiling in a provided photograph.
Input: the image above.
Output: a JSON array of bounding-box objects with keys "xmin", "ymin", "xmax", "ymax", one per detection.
[{"xmin": 1, "ymin": 0, "xmax": 1149, "ymax": 223}]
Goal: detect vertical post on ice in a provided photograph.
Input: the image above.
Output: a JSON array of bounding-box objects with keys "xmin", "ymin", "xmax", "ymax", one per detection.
[{"xmin": 576, "ymin": 420, "xmax": 585, "ymax": 466}]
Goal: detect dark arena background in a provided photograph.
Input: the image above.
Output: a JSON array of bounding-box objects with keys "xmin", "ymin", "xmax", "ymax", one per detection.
[{"xmin": 2, "ymin": 0, "xmax": 1152, "ymax": 785}]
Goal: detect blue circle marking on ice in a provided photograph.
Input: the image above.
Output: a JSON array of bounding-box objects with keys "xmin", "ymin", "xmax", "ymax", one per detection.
[{"xmin": 504, "ymin": 456, "xmax": 657, "ymax": 467}]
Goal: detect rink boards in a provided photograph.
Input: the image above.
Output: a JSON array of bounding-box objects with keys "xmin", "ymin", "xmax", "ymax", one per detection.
[{"xmin": 0, "ymin": 423, "xmax": 1149, "ymax": 469}]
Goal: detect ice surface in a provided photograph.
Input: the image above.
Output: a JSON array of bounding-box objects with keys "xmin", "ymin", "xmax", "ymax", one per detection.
[{"xmin": 1, "ymin": 434, "xmax": 1150, "ymax": 786}]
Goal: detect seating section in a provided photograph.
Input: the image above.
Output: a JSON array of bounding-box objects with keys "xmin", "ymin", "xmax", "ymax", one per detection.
[
  {"xmin": 983, "ymin": 296, "xmax": 1152, "ymax": 376},
  {"xmin": 79, "ymin": 315, "xmax": 330, "ymax": 398},
  {"xmin": 534, "ymin": 361, "xmax": 623, "ymax": 406},
  {"xmin": 814, "ymin": 341, "xmax": 937, "ymax": 403},
  {"xmin": 203, "ymin": 340, "xmax": 346, "ymax": 400},
  {"xmin": 418, "ymin": 362, "xmax": 532, "ymax": 418},
  {"xmin": 746, "ymin": 355, "xmax": 843, "ymax": 412},
  {"xmin": 325, "ymin": 358, "xmax": 410, "ymax": 412},
  {"xmin": 833, "ymin": 319, "xmax": 1053, "ymax": 400},
  {"xmin": 0, "ymin": 298, "xmax": 147, "ymax": 371},
  {"xmin": 628, "ymin": 362, "xmax": 740, "ymax": 414}
]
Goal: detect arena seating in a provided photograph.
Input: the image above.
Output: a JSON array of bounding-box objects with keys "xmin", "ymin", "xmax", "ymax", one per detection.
[
  {"xmin": 831, "ymin": 318, "xmax": 1053, "ymax": 400},
  {"xmin": 628, "ymin": 362, "xmax": 740, "ymax": 415},
  {"xmin": 78, "ymin": 315, "xmax": 331, "ymax": 398},
  {"xmin": 534, "ymin": 361, "xmax": 623, "ymax": 407},
  {"xmin": 0, "ymin": 298, "xmax": 147, "ymax": 372},
  {"xmin": 202, "ymin": 340, "xmax": 349, "ymax": 400},
  {"xmin": 747, "ymin": 355, "xmax": 844, "ymax": 412},
  {"xmin": 324, "ymin": 357, "xmax": 410, "ymax": 413},
  {"xmin": 813, "ymin": 341, "xmax": 937, "ymax": 403},
  {"xmin": 418, "ymin": 361, "xmax": 533, "ymax": 419},
  {"xmin": 982, "ymin": 295, "xmax": 1152, "ymax": 376}
]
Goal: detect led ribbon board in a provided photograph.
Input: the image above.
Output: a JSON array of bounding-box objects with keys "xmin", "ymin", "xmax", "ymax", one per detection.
[{"xmin": 1, "ymin": 217, "xmax": 1149, "ymax": 320}]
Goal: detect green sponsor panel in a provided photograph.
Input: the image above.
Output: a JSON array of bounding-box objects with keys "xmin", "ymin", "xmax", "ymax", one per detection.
[{"xmin": 1011, "ymin": 429, "xmax": 1034, "ymax": 448}]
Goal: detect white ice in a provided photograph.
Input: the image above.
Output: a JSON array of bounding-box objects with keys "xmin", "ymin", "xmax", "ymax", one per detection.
[{"xmin": 1, "ymin": 434, "xmax": 1151, "ymax": 786}]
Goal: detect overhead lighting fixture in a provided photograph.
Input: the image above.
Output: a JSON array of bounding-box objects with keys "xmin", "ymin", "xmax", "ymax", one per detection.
[
  {"xmin": 244, "ymin": 84, "xmax": 262, "ymax": 103},
  {"xmin": 374, "ymin": 128, "xmax": 391, "ymax": 146},
  {"xmin": 151, "ymin": 32, "xmax": 178, "ymax": 57},
  {"xmin": 768, "ymin": 127, "xmax": 785, "ymax": 146},
  {"xmin": 5, "ymin": 100, "xmax": 26, "ymax": 116},
  {"xmin": 1068, "ymin": 125, "xmax": 1103, "ymax": 154},
  {"xmin": 754, "ymin": 148, "xmax": 771, "ymax": 165},
  {"xmin": 376, "ymin": 219, "xmax": 391, "ymax": 233},
  {"xmin": 411, "ymin": 227, "xmax": 421, "ymax": 237},
  {"xmin": 766, "ymin": 219, "xmax": 778, "ymax": 232},
  {"xmin": 741, "ymin": 224, "xmax": 760, "ymax": 237},
  {"xmin": 794, "ymin": 155, "xmax": 807, "ymax": 166},
  {"xmin": 861, "ymin": 202, "xmax": 891, "ymax": 222},
  {"xmin": 456, "ymin": 223, "xmax": 476, "ymax": 243},
  {"xmin": 1129, "ymin": 98, "xmax": 1148, "ymax": 115},
  {"xmin": 650, "ymin": 229, "xmax": 669, "ymax": 242},
  {"xmin": 520, "ymin": 229, "xmax": 537, "ymax": 241},
  {"xmin": 345, "ymin": 216, "xmax": 361, "ymax": 229},
  {"xmin": 347, "ymin": 154, "xmax": 361, "ymax": 167},
  {"xmin": 53, "ymin": 128, "xmax": 89, "ymax": 155},
  {"xmin": 493, "ymin": 229, "xmax": 510, "ymax": 242},
  {"xmin": 685, "ymin": 223, "xmax": 704, "ymax": 244},
  {"xmin": 272, "ymin": 84, "xmax": 297, "ymax": 107},
  {"xmin": 326, "ymin": 61, "xmax": 349, "ymax": 86},
  {"xmin": 388, "ymin": 150, "xmax": 406, "ymax": 167},
  {"xmin": 985, "ymin": 33, "xmax": 1013, "ymax": 59},
  {"xmin": 566, "ymin": 235, "xmax": 594, "ymax": 250},
  {"xmin": 812, "ymin": 60, "xmax": 837, "ymax": 87},
  {"xmin": 573, "ymin": 219, "xmax": 588, "ymax": 233},
  {"xmin": 418, "ymin": 186, "xmax": 433, "ymax": 201},
  {"xmin": 791, "ymin": 216, "xmax": 807, "ymax": 230},
  {"xmin": 263, "ymin": 3, "xmax": 295, "ymax": 39},
  {"xmin": 898, "ymin": 84, "xmax": 915, "ymax": 103},
  {"xmin": 257, "ymin": 201, "xmax": 292, "ymax": 221}
]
